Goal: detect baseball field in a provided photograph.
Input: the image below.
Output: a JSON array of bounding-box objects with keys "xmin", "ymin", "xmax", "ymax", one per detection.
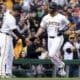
[{"xmin": 0, "ymin": 78, "xmax": 80, "ymax": 80}]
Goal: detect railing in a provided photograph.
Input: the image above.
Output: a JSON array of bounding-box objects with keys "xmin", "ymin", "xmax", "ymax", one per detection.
[{"xmin": 13, "ymin": 59, "xmax": 80, "ymax": 77}]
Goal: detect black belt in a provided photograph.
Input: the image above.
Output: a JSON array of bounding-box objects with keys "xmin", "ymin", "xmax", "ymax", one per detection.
[
  {"xmin": 49, "ymin": 36, "xmax": 55, "ymax": 38},
  {"xmin": 0, "ymin": 31, "xmax": 10, "ymax": 36}
]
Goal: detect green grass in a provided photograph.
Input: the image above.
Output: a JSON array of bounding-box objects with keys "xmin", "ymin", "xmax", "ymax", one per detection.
[{"xmin": 0, "ymin": 78, "xmax": 80, "ymax": 80}]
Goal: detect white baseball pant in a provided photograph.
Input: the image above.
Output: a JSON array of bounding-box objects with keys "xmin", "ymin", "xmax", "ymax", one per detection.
[
  {"xmin": 0, "ymin": 33, "xmax": 14, "ymax": 76},
  {"xmin": 48, "ymin": 35, "xmax": 65, "ymax": 68}
]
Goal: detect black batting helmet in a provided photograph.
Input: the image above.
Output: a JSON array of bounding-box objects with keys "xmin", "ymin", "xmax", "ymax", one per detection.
[{"xmin": 49, "ymin": 2, "xmax": 58, "ymax": 11}]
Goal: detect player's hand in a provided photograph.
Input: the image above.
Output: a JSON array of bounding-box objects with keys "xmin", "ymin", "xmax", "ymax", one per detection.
[{"xmin": 25, "ymin": 38, "xmax": 32, "ymax": 46}]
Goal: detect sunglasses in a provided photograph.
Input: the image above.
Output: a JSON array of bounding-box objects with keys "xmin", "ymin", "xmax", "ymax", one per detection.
[{"xmin": 69, "ymin": 37, "xmax": 75, "ymax": 39}]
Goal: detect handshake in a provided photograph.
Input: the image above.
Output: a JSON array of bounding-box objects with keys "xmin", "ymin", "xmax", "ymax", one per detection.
[{"xmin": 25, "ymin": 35, "xmax": 38, "ymax": 45}]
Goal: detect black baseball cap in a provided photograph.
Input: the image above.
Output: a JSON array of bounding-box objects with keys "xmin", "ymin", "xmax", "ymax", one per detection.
[{"xmin": 12, "ymin": 3, "xmax": 22, "ymax": 13}]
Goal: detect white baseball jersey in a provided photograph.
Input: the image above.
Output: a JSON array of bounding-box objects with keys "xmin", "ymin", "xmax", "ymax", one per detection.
[
  {"xmin": 0, "ymin": 12, "xmax": 17, "ymax": 35},
  {"xmin": 40, "ymin": 13, "xmax": 69, "ymax": 37}
]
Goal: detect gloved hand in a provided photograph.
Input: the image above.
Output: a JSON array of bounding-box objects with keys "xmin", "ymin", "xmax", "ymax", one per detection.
[{"xmin": 58, "ymin": 26, "xmax": 69, "ymax": 36}]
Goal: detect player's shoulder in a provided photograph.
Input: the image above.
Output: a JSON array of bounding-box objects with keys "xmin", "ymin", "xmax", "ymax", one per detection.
[
  {"xmin": 57, "ymin": 13, "xmax": 66, "ymax": 18},
  {"xmin": 4, "ymin": 9, "xmax": 10, "ymax": 16},
  {"xmin": 5, "ymin": 12, "xmax": 15, "ymax": 21},
  {"xmin": 42, "ymin": 14, "xmax": 50, "ymax": 20}
]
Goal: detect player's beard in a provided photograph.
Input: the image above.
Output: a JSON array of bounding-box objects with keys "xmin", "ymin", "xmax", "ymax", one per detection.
[{"xmin": 49, "ymin": 8, "xmax": 56, "ymax": 14}]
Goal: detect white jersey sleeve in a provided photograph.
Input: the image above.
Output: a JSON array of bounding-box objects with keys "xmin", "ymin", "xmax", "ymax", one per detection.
[
  {"xmin": 40, "ymin": 16, "xmax": 47, "ymax": 28},
  {"xmin": 62, "ymin": 16, "xmax": 69, "ymax": 26},
  {"xmin": 6, "ymin": 17, "xmax": 17, "ymax": 30},
  {"xmin": 59, "ymin": 15, "xmax": 70, "ymax": 30}
]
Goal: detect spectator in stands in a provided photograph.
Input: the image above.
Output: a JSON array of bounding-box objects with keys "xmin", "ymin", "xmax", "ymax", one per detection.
[
  {"xmin": 27, "ymin": 31, "xmax": 44, "ymax": 59},
  {"xmin": 63, "ymin": 33, "xmax": 79, "ymax": 77},
  {"xmin": 22, "ymin": 0, "xmax": 32, "ymax": 11},
  {"xmin": 18, "ymin": 12, "xmax": 30, "ymax": 37},
  {"xmin": 51, "ymin": 0, "xmax": 68, "ymax": 7},
  {"xmin": 25, "ymin": 30, "xmax": 45, "ymax": 77},
  {"xmin": 0, "ymin": 1, "xmax": 4, "ymax": 28},
  {"xmin": 69, "ymin": 0, "xmax": 79, "ymax": 7},
  {"xmin": 72, "ymin": 8, "xmax": 80, "ymax": 30}
]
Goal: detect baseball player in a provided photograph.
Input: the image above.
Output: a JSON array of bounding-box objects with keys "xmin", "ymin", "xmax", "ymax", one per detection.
[
  {"xmin": 0, "ymin": 4, "xmax": 26, "ymax": 78},
  {"xmin": 35, "ymin": 2, "xmax": 70, "ymax": 77}
]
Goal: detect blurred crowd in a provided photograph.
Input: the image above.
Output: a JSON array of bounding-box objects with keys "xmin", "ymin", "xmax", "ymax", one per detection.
[{"xmin": 0, "ymin": 0, "xmax": 80, "ymax": 77}]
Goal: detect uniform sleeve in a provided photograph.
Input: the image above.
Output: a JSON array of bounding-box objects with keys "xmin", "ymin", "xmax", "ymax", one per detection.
[
  {"xmin": 62, "ymin": 16, "xmax": 70, "ymax": 26},
  {"xmin": 40, "ymin": 17, "xmax": 47, "ymax": 28},
  {"xmin": 7, "ymin": 18, "xmax": 17, "ymax": 30},
  {"xmin": 59, "ymin": 16, "xmax": 70, "ymax": 30}
]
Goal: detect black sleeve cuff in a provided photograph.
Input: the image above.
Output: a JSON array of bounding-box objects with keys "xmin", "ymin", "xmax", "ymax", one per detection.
[{"xmin": 12, "ymin": 29, "xmax": 26, "ymax": 47}]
